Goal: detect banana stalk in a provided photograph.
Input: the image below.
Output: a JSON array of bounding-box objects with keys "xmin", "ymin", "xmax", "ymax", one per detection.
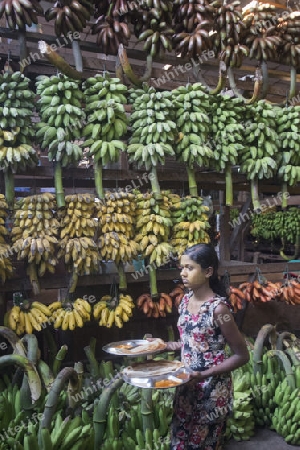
[
  {"xmin": 84, "ymin": 345, "xmax": 99, "ymax": 379},
  {"xmin": 267, "ymin": 349, "xmax": 296, "ymax": 389},
  {"xmin": 26, "ymin": 262, "xmax": 40, "ymax": 295},
  {"xmin": 20, "ymin": 334, "xmax": 40, "ymax": 410},
  {"xmin": 54, "ymin": 161, "xmax": 65, "ymax": 209},
  {"xmin": 281, "ymin": 181, "xmax": 288, "ymax": 209},
  {"xmin": 66, "ymin": 364, "xmax": 82, "ymax": 412},
  {"xmin": 253, "ymin": 324, "xmax": 277, "ymax": 374},
  {"xmin": 0, "ymin": 326, "xmax": 26, "ymax": 356},
  {"xmin": 250, "ymin": 178, "xmax": 260, "ymax": 211},
  {"xmin": 150, "ymin": 166, "xmax": 161, "ymax": 198},
  {"xmin": 210, "ymin": 61, "xmax": 227, "ymax": 95},
  {"xmin": 72, "ymin": 39, "xmax": 83, "ymax": 72},
  {"xmin": 37, "ymin": 359, "xmax": 54, "ymax": 392},
  {"xmin": 227, "ymin": 67, "xmax": 245, "ymax": 100},
  {"xmin": 4, "ymin": 168, "xmax": 15, "ymax": 211},
  {"xmin": 38, "ymin": 41, "xmax": 84, "ymax": 80},
  {"xmin": 118, "ymin": 44, "xmax": 153, "ymax": 87},
  {"xmin": 18, "ymin": 29, "xmax": 28, "ymax": 75},
  {"xmin": 0, "ymin": 354, "xmax": 41, "ymax": 403},
  {"xmin": 225, "ymin": 165, "xmax": 233, "ymax": 206},
  {"xmin": 276, "ymin": 331, "xmax": 296, "ymax": 350},
  {"xmin": 117, "ymin": 261, "xmax": 127, "ymax": 292},
  {"xmin": 94, "ymin": 160, "xmax": 104, "ymax": 200},
  {"xmin": 186, "ymin": 166, "xmax": 197, "ymax": 196},
  {"xmin": 40, "ymin": 367, "xmax": 79, "ymax": 430},
  {"xmin": 280, "ymin": 233, "xmax": 300, "ymax": 260},
  {"xmin": 52, "ymin": 344, "xmax": 68, "ymax": 377},
  {"xmin": 289, "ymin": 66, "xmax": 297, "ymax": 101},
  {"xmin": 246, "ymin": 66, "xmax": 263, "ymax": 105},
  {"xmin": 93, "ymin": 377, "xmax": 124, "ymax": 448},
  {"xmin": 68, "ymin": 271, "xmax": 79, "ymax": 294},
  {"xmin": 261, "ymin": 61, "xmax": 269, "ymax": 99},
  {"xmin": 149, "ymin": 263, "xmax": 159, "ymax": 301},
  {"xmin": 141, "ymin": 388, "xmax": 154, "ymax": 433}
]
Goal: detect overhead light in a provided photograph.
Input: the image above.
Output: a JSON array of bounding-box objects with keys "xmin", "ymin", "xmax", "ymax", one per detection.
[{"xmin": 163, "ymin": 64, "xmax": 172, "ymax": 70}]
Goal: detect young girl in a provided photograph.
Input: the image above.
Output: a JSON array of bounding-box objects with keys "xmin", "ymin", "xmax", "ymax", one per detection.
[{"xmin": 165, "ymin": 243, "xmax": 249, "ymax": 450}]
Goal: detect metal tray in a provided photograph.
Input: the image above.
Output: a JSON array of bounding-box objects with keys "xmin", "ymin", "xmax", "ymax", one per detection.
[
  {"xmin": 122, "ymin": 365, "xmax": 191, "ymax": 389},
  {"xmin": 102, "ymin": 339, "xmax": 167, "ymax": 357}
]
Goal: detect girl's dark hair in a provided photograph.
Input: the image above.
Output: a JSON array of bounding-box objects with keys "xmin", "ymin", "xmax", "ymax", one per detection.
[{"xmin": 182, "ymin": 243, "xmax": 227, "ymax": 297}]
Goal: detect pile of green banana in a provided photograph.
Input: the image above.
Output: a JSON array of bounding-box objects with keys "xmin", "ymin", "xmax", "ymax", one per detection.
[
  {"xmin": 0, "ymin": 71, "xmax": 38, "ymax": 173},
  {"xmin": 36, "ymin": 74, "xmax": 85, "ymax": 167},
  {"xmin": 277, "ymin": 105, "xmax": 300, "ymax": 187},
  {"xmin": 251, "ymin": 207, "xmax": 300, "ymax": 244},
  {"xmin": 82, "ymin": 74, "xmax": 127, "ymax": 166},
  {"xmin": 272, "ymin": 380, "xmax": 300, "ymax": 445},
  {"xmin": 57, "ymin": 194, "xmax": 99, "ymax": 277},
  {"xmin": 225, "ymin": 369, "xmax": 255, "ymax": 441},
  {"xmin": 11, "ymin": 193, "xmax": 59, "ymax": 293},
  {"xmin": 169, "ymin": 194, "xmax": 211, "ymax": 256},
  {"xmin": 134, "ymin": 191, "xmax": 174, "ymax": 267},
  {"xmin": 172, "ymin": 83, "xmax": 214, "ymax": 194},
  {"xmin": 0, "ymin": 194, "xmax": 13, "ymax": 284},
  {"xmin": 127, "ymin": 86, "xmax": 176, "ymax": 172},
  {"xmin": 96, "ymin": 190, "xmax": 140, "ymax": 264}
]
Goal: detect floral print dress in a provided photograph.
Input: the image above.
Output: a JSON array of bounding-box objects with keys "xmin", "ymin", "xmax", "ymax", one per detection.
[{"xmin": 170, "ymin": 293, "xmax": 233, "ymax": 450}]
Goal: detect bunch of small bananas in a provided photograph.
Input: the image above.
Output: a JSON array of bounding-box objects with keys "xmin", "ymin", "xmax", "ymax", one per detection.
[
  {"xmin": 0, "ymin": 194, "xmax": 13, "ymax": 284},
  {"xmin": 45, "ymin": 0, "xmax": 93, "ymax": 37},
  {"xmin": 0, "ymin": 0, "xmax": 43, "ymax": 29},
  {"xmin": 11, "ymin": 193, "xmax": 59, "ymax": 292},
  {"xmin": 93, "ymin": 293, "xmax": 135, "ymax": 328},
  {"xmin": 136, "ymin": 292, "xmax": 173, "ymax": 317},
  {"xmin": 277, "ymin": 105, "xmax": 300, "ymax": 186},
  {"xmin": 91, "ymin": 14, "xmax": 131, "ymax": 55},
  {"xmin": 172, "ymin": 83, "xmax": 214, "ymax": 169},
  {"xmin": 240, "ymin": 101, "xmax": 279, "ymax": 181},
  {"xmin": 277, "ymin": 11, "xmax": 300, "ymax": 67},
  {"xmin": 273, "ymin": 380, "xmax": 300, "ymax": 444},
  {"xmin": 97, "ymin": 191, "xmax": 139, "ymax": 264},
  {"xmin": 82, "ymin": 73, "xmax": 127, "ymax": 170},
  {"xmin": 251, "ymin": 208, "xmax": 300, "ymax": 245},
  {"xmin": 5, "ymin": 300, "xmax": 52, "ymax": 335},
  {"xmin": 169, "ymin": 194, "xmax": 211, "ymax": 256},
  {"xmin": 134, "ymin": 191, "xmax": 174, "ymax": 267},
  {"xmin": 242, "ymin": 2, "xmax": 282, "ymax": 62},
  {"xmin": 172, "ymin": 0, "xmax": 214, "ymax": 58},
  {"xmin": 36, "ymin": 74, "xmax": 85, "ymax": 167},
  {"xmin": 58, "ymin": 194, "xmax": 99, "ymax": 276},
  {"xmin": 127, "ymin": 86, "xmax": 176, "ymax": 171},
  {"xmin": 49, "ymin": 297, "xmax": 91, "ymax": 330},
  {"xmin": 0, "ymin": 72, "xmax": 38, "ymax": 174}
]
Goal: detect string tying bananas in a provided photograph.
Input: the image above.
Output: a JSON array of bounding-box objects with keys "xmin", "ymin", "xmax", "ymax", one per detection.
[
  {"xmin": 0, "ymin": 0, "xmax": 43, "ymax": 29},
  {"xmin": 45, "ymin": 0, "xmax": 93, "ymax": 37},
  {"xmin": 93, "ymin": 294, "xmax": 135, "ymax": 328},
  {"xmin": 0, "ymin": 195, "xmax": 13, "ymax": 284},
  {"xmin": 36, "ymin": 74, "xmax": 85, "ymax": 167},
  {"xmin": 50, "ymin": 297, "xmax": 91, "ymax": 330},
  {"xmin": 6, "ymin": 300, "xmax": 52, "ymax": 335},
  {"xmin": 0, "ymin": 71, "xmax": 38, "ymax": 173}
]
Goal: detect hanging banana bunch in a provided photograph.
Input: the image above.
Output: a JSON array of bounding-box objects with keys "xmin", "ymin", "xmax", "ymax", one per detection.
[
  {"xmin": 172, "ymin": 0, "xmax": 214, "ymax": 58},
  {"xmin": 92, "ymin": 0, "xmax": 131, "ymax": 55},
  {"xmin": 45, "ymin": 0, "xmax": 93, "ymax": 36},
  {"xmin": 93, "ymin": 285, "xmax": 135, "ymax": 329},
  {"xmin": 0, "ymin": 194, "xmax": 13, "ymax": 284},
  {"xmin": 209, "ymin": 94, "xmax": 246, "ymax": 205},
  {"xmin": 35, "ymin": 74, "xmax": 85, "ymax": 208},
  {"xmin": 0, "ymin": 71, "xmax": 38, "ymax": 209},
  {"xmin": 81, "ymin": 73, "xmax": 128, "ymax": 199},
  {"xmin": 127, "ymin": 86, "xmax": 176, "ymax": 198},
  {"xmin": 169, "ymin": 193, "xmax": 211, "ymax": 256},
  {"xmin": 172, "ymin": 83, "xmax": 214, "ymax": 195},
  {"xmin": 57, "ymin": 193, "xmax": 99, "ymax": 293},
  {"xmin": 277, "ymin": 11, "xmax": 300, "ymax": 68},
  {"xmin": 0, "ymin": 0, "xmax": 43, "ymax": 29},
  {"xmin": 240, "ymin": 100, "xmax": 279, "ymax": 210},
  {"xmin": 48, "ymin": 297, "xmax": 91, "ymax": 330},
  {"xmin": 97, "ymin": 190, "xmax": 139, "ymax": 265},
  {"xmin": 6, "ymin": 297, "xmax": 52, "ymax": 335},
  {"xmin": 11, "ymin": 193, "xmax": 60, "ymax": 295}
]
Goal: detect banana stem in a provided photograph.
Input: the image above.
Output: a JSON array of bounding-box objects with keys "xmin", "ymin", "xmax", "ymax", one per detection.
[
  {"xmin": 280, "ymin": 233, "xmax": 300, "ymax": 260},
  {"xmin": 4, "ymin": 168, "xmax": 15, "ymax": 211},
  {"xmin": 117, "ymin": 261, "xmax": 127, "ymax": 292},
  {"xmin": 261, "ymin": 60, "xmax": 269, "ymax": 99},
  {"xmin": 72, "ymin": 39, "xmax": 83, "ymax": 72},
  {"xmin": 52, "ymin": 345, "xmax": 68, "ymax": 377},
  {"xmin": 246, "ymin": 65, "xmax": 263, "ymax": 105},
  {"xmin": 281, "ymin": 181, "xmax": 288, "ymax": 209},
  {"xmin": 289, "ymin": 66, "xmax": 296, "ymax": 100},
  {"xmin": 118, "ymin": 44, "xmax": 153, "ymax": 86},
  {"xmin": 141, "ymin": 388, "xmax": 154, "ymax": 433},
  {"xmin": 54, "ymin": 161, "xmax": 65, "ymax": 209},
  {"xmin": 250, "ymin": 177, "xmax": 260, "ymax": 211},
  {"xmin": 93, "ymin": 377, "xmax": 124, "ymax": 448},
  {"xmin": 84, "ymin": 345, "xmax": 99, "ymax": 378},
  {"xmin": 37, "ymin": 359, "xmax": 54, "ymax": 392},
  {"xmin": 276, "ymin": 331, "xmax": 296, "ymax": 350},
  {"xmin": 267, "ymin": 349, "xmax": 296, "ymax": 389},
  {"xmin": 186, "ymin": 166, "xmax": 197, "ymax": 196},
  {"xmin": 40, "ymin": 367, "xmax": 79, "ymax": 430},
  {"xmin": 210, "ymin": 61, "xmax": 227, "ymax": 95},
  {"xmin": 27, "ymin": 262, "xmax": 40, "ymax": 295},
  {"xmin": 94, "ymin": 161, "xmax": 104, "ymax": 200},
  {"xmin": 150, "ymin": 166, "xmax": 161, "ymax": 196},
  {"xmin": 149, "ymin": 265, "xmax": 159, "ymax": 300},
  {"xmin": 253, "ymin": 324, "xmax": 277, "ymax": 375},
  {"xmin": 21, "ymin": 334, "xmax": 39, "ymax": 365},
  {"xmin": 38, "ymin": 41, "xmax": 84, "ymax": 80},
  {"xmin": 68, "ymin": 271, "xmax": 78, "ymax": 294},
  {"xmin": 225, "ymin": 165, "xmax": 233, "ymax": 206},
  {"xmin": 227, "ymin": 67, "xmax": 245, "ymax": 100}
]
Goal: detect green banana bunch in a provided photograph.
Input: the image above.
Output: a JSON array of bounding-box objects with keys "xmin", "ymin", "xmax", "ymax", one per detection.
[
  {"xmin": 251, "ymin": 208, "xmax": 300, "ymax": 245},
  {"xmin": 128, "ymin": 83, "xmax": 152, "ymax": 105},
  {"xmin": 169, "ymin": 194, "xmax": 211, "ymax": 256},
  {"xmin": 36, "ymin": 74, "xmax": 85, "ymax": 167},
  {"xmin": 0, "ymin": 194, "xmax": 13, "ymax": 284},
  {"xmin": 277, "ymin": 105, "xmax": 300, "ymax": 186},
  {"xmin": 272, "ymin": 382, "xmax": 300, "ymax": 445},
  {"xmin": 172, "ymin": 83, "xmax": 215, "ymax": 170},
  {"xmin": 0, "ymin": 71, "xmax": 38, "ymax": 173},
  {"xmin": 82, "ymin": 73, "xmax": 128, "ymax": 166},
  {"xmin": 127, "ymin": 86, "xmax": 176, "ymax": 171}
]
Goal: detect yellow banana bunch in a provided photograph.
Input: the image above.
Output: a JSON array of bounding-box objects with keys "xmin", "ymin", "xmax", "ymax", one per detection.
[
  {"xmin": 58, "ymin": 236, "xmax": 99, "ymax": 276},
  {"xmin": 0, "ymin": 194, "xmax": 13, "ymax": 284},
  {"xmin": 60, "ymin": 193, "xmax": 97, "ymax": 239},
  {"xmin": 93, "ymin": 293, "xmax": 135, "ymax": 328},
  {"xmin": 50, "ymin": 297, "xmax": 91, "ymax": 331},
  {"xmin": 6, "ymin": 301, "xmax": 52, "ymax": 335}
]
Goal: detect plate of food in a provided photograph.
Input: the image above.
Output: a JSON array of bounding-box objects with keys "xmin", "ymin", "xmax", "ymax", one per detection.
[
  {"xmin": 102, "ymin": 338, "xmax": 167, "ymax": 356},
  {"xmin": 121, "ymin": 359, "xmax": 191, "ymax": 389}
]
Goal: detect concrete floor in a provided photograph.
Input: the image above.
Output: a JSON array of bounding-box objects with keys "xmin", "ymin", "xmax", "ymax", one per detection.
[{"xmin": 224, "ymin": 428, "xmax": 300, "ymax": 449}]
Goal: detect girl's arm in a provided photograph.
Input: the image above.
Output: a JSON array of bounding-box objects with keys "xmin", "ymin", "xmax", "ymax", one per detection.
[
  {"xmin": 191, "ymin": 303, "xmax": 249, "ymax": 380},
  {"xmin": 165, "ymin": 341, "xmax": 182, "ymax": 351}
]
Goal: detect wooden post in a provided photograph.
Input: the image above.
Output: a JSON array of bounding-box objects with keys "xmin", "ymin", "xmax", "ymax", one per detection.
[{"xmin": 219, "ymin": 192, "xmax": 231, "ymax": 261}]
